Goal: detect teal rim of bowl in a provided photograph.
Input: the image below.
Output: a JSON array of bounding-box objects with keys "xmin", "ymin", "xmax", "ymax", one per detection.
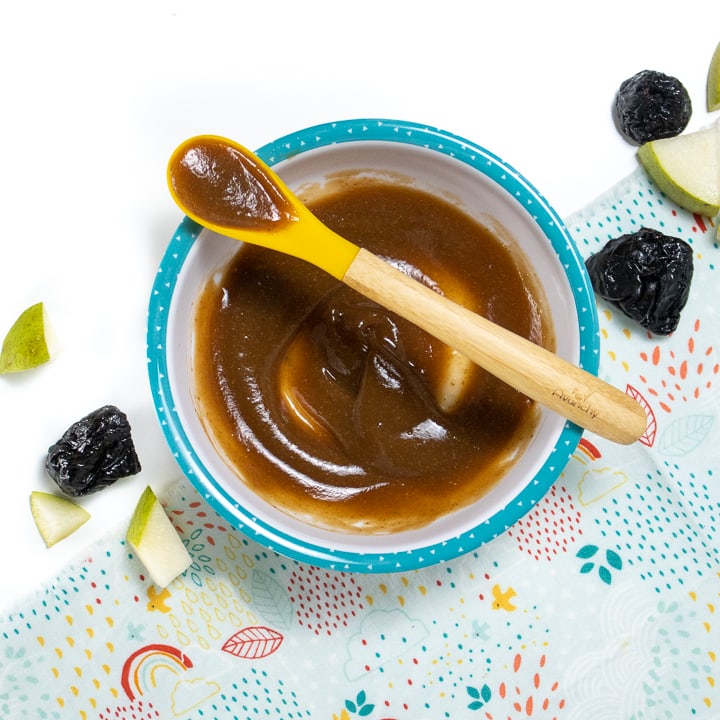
[{"xmin": 147, "ymin": 118, "xmax": 600, "ymax": 573}]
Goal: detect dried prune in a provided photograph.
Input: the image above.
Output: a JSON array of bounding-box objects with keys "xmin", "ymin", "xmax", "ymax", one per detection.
[
  {"xmin": 46, "ymin": 405, "xmax": 141, "ymax": 497},
  {"xmin": 614, "ymin": 70, "xmax": 691, "ymax": 145},
  {"xmin": 585, "ymin": 227, "xmax": 693, "ymax": 335}
]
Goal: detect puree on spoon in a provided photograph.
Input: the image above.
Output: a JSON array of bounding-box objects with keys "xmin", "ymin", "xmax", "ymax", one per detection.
[{"xmin": 191, "ymin": 177, "xmax": 553, "ymax": 533}]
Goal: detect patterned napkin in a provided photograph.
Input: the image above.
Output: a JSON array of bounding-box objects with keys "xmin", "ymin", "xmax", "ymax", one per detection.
[{"xmin": 2, "ymin": 168, "xmax": 719, "ymax": 720}]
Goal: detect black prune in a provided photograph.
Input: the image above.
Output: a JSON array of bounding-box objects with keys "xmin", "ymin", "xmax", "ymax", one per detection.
[
  {"xmin": 45, "ymin": 405, "xmax": 142, "ymax": 497},
  {"xmin": 585, "ymin": 227, "xmax": 693, "ymax": 335},
  {"xmin": 614, "ymin": 70, "xmax": 691, "ymax": 145}
]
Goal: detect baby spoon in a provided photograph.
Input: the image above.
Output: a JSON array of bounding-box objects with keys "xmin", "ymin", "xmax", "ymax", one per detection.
[{"xmin": 167, "ymin": 135, "xmax": 648, "ymax": 445}]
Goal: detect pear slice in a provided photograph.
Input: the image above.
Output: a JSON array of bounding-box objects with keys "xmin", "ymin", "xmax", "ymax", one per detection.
[
  {"xmin": 126, "ymin": 486, "xmax": 191, "ymax": 588},
  {"xmin": 424, "ymin": 264, "xmax": 477, "ymax": 413},
  {"xmin": 30, "ymin": 491, "xmax": 90, "ymax": 547},
  {"xmin": 0, "ymin": 302, "xmax": 59, "ymax": 374},
  {"xmin": 708, "ymin": 41, "xmax": 720, "ymax": 112},
  {"xmin": 638, "ymin": 121, "xmax": 720, "ymax": 217}
]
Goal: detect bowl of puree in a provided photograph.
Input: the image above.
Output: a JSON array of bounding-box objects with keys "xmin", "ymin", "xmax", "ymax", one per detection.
[{"xmin": 148, "ymin": 118, "xmax": 599, "ymax": 573}]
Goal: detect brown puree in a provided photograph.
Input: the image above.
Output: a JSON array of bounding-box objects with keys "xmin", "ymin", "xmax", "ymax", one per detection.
[
  {"xmin": 192, "ymin": 179, "xmax": 554, "ymax": 533},
  {"xmin": 170, "ymin": 138, "xmax": 297, "ymax": 230}
]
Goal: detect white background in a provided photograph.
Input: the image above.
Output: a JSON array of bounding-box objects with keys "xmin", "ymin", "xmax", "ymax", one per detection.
[{"xmin": 1, "ymin": 0, "xmax": 717, "ymax": 609}]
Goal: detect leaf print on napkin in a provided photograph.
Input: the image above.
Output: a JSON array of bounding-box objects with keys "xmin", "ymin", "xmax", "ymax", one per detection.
[
  {"xmin": 467, "ymin": 683, "xmax": 492, "ymax": 711},
  {"xmin": 658, "ymin": 414, "xmax": 714, "ymax": 456},
  {"xmin": 222, "ymin": 626, "xmax": 284, "ymax": 659},
  {"xmin": 576, "ymin": 545, "xmax": 623, "ymax": 585},
  {"xmin": 626, "ymin": 384, "xmax": 656, "ymax": 447},
  {"xmin": 344, "ymin": 689, "xmax": 375, "ymax": 716},
  {"xmin": 252, "ymin": 569, "xmax": 293, "ymax": 630}
]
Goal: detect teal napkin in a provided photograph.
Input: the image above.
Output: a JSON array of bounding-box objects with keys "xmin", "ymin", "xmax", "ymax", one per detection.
[{"xmin": 2, "ymin": 169, "xmax": 719, "ymax": 720}]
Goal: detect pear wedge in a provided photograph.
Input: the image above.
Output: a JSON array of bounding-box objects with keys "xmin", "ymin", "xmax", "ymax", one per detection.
[
  {"xmin": 708, "ymin": 41, "xmax": 720, "ymax": 112},
  {"xmin": 30, "ymin": 491, "xmax": 90, "ymax": 547},
  {"xmin": 126, "ymin": 486, "xmax": 191, "ymax": 587},
  {"xmin": 0, "ymin": 302, "xmax": 58, "ymax": 374},
  {"xmin": 638, "ymin": 121, "xmax": 720, "ymax": 217}
]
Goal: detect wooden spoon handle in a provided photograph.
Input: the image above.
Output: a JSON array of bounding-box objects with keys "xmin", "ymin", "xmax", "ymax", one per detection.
[{"xmin": 343, "ymin": 248, "xmax": 647, "ymax": 445}]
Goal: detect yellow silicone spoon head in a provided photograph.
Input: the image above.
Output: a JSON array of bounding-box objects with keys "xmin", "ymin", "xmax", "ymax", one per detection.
[{"xmin": 167, "ymin": 135, "xmax": 359, "ymax": 279}]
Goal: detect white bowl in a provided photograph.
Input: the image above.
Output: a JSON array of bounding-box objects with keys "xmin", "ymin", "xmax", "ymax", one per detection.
[{"xmin": 147, "ymin": 118, "xmax": 599, "ymax": 572}]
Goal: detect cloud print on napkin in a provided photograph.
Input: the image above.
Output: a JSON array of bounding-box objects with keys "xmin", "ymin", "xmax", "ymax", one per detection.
[
  {"xmin": 344, "ymin": 608, "xmax": 429, "ymax": 680},
  {"xmin": 171, "ymin": 677, "xmax": 221, "ymax": 715}
]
